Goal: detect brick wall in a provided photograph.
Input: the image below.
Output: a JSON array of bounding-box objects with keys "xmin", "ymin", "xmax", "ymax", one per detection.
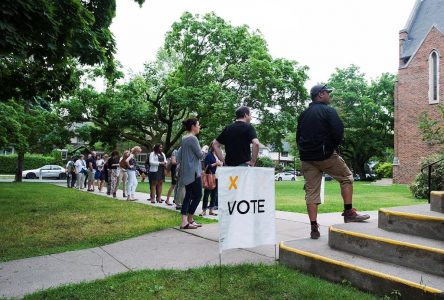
[{"xmin": 393, "ymin": 27, "xmax": 444, "ymax": 184}]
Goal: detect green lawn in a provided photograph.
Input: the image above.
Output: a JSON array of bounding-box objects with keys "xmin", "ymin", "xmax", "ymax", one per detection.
[
  {"xmin": 24, "ymin": 264, "xmax": 378, "ymax": 300},
  {"xmin": 0, "ymin": 180, "xmax": 424, "ymax": 262},
  {"xmin": 0, "ymin": 183, "xmax": 213, "ymax": 262},
  {"xmin": 135, "ymin": 179, "xmax": 425, "ymax": 213},
  {"xmin": 276, "ymin": 180, "xmax": 426, "ymax": 213}
]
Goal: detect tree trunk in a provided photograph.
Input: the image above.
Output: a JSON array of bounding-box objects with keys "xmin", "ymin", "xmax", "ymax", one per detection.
[{"xmin": 15, "ymin": 152, "xmax": 24, "ymax": 182}]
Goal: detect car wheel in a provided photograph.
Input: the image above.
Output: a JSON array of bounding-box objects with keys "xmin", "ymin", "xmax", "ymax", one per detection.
[
  {"xmin": 291, "ymin": 177, "xmax": 295, "ymax": 181},
  {"xmin": 278, "ymin": 177, "xmax": 282, "ymax": 181},
  {"xmin": 26, "ymin": 173, "xmax": 36, "ymax": 179},
  {"xmin": 58, "ymin": 173, "xmax": 67, "ymax": 180}
]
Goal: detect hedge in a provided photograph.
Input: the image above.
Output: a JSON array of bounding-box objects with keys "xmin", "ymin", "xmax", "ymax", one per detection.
[
  {"xmin": 410, "ymin": 153, "xmax": 444, "ymax": 199},
  {"xmin": 0, "ymin": 154, "xmax": 62, "ymax": 174},
  {"xmin": 375, "ymin": 162, "xmax": 393, "ymax": 178}
]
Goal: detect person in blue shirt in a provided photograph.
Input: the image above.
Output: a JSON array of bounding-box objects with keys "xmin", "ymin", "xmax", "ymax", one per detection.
[{"xmin": 200, "ymin": 142, "xmax": 222, "ymax": 216}]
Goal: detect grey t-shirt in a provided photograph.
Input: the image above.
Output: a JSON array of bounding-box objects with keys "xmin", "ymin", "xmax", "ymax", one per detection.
[{"xmin": 177, "ymin": 135, "xmax": 205, "ymax": 186}]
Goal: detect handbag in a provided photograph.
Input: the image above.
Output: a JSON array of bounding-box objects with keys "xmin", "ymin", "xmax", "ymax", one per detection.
[{"xmin": 201, "ymin": 167, "xmax": 216, "ymax": 190}]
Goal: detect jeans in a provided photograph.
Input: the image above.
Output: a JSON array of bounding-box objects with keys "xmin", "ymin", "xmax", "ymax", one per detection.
[
  {"xmin": 77, "ymin": 173, "xmax": 85, "ymax": 189},
  {"xmin": 67, "ymin": 172, "xmax": 76, "ymax": 188},
  {"xmin": 127, "ymin": 170, "xmax": 137, "ymax": 196},
  {"xmin": 202, "ymin": 179, "xmax": 218, "ymax": 210},
  {"xmin": 181, "ymin": 176, "xmax": 202, "ymax": 215}
]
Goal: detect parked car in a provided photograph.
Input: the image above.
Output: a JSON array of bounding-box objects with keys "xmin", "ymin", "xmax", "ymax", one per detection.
[
  {"xmin": 22, "ymin": 165, "xmax": 66, "ymax": 179},
  {"xmin": 275, "ymin": 172, "xmax": 296, "ymax": 181},
  {"xmin": 324, "ymin": 174, "xmax": 333, "ymax": 181},
  {"xmin": 283, "ymin": 170, "xmax": 301, "ymax": 176}
]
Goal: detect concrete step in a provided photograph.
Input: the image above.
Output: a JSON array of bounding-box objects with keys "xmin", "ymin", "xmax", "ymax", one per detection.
[
  {"xmin": 329, "ymin": 221, "xmax": 444, "ymax": 277},
  {"xmin": 280, "ymin": 239, "xmax": 444, "ymax": 300},
  {"xmin": 378, "ymin": 204, "xmax": 444, "ymax": 241}
]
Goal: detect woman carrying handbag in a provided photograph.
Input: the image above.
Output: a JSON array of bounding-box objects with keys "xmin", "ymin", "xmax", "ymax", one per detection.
[{"xmin": 200, "ymin": 142, "xmax": 222, "ymax": 216}]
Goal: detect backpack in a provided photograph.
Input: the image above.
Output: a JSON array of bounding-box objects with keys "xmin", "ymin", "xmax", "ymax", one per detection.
[{"xmin": 67, "ymin": 161, "xmax": 75, "ymax": 172}]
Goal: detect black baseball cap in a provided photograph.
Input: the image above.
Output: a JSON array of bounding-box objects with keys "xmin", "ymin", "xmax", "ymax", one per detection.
[{"xmin": 310, "ymin": 84, "xmax": 334, "ymax": 100}]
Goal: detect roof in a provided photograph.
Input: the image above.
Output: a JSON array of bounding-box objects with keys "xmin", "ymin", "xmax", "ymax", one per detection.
[{"xmin": 401, "ymin": 0, "xmax": 444, "ymax": 60}]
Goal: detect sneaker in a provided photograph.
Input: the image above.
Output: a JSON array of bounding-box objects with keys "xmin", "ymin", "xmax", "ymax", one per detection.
[
  {"xmin": 310, "ymin": 224, "xmax": 320, "ymax": 239},
  {"xmin": 342, "ymin": 208, "xmax": 370, "ymax": 223}
]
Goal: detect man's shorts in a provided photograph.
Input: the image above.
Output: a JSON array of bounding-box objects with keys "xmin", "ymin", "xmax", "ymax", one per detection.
[
  {"xmin": 87, "ymin": 170, "xmax": 95, "ymax": 182},
  {"xmin": 94, "ymin": 170, "xmax": 101, "ymax": 180},
  {"xmin": 301, "ymin": 152, "xmax": 353, "ymax": 204}
]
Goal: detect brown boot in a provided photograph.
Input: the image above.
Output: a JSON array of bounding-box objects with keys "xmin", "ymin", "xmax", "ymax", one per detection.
[
  {"xmin": 342, "ymin": 208, "xmax": 370, "ymax": 223},
  {"xmin": 310, "ymin": 224, "xmax": 320, "ymax": 239}
]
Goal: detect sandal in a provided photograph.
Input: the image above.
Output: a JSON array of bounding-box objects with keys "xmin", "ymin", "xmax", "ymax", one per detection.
[
  {"xmin": 180, "ymin": 223, "xmax": 198, "ymax": 229},
  {"xmin": 165, "ymin": 201, "xmax": 173, "ymax": 206},
  {"xmin": 189, "ymin": 221, "xmax": 202, "ymax": 227},
  {"xmin": 209, "ymin": 211, "xmax": 218, "ymax": 216},
  {"xmin": 199, "ymin": 210, "xmax": 207, "ymax": 216}
]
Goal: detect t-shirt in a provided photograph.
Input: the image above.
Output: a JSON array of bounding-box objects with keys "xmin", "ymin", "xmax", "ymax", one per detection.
[
  {"xmin": 216, "ymin": 121, "xmax": 257, "ymax": 166},
  {"xmin": 86, "ymin": 157, "xmax": 97, "ymax": 170},
  {"xmin": 96, "ymin": 159, "xmax": 104, "ymax": 171}
]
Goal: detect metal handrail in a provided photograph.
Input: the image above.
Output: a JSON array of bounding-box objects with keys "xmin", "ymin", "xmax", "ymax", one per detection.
[{"xmin": 420, "ymin": 157, "xmax": 444, "ymax": 203}]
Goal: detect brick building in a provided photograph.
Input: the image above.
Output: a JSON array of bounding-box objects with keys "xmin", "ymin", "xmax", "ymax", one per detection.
[{"xmin": 393, "ymin": 0, "xmax": 444, "ymax": 183}]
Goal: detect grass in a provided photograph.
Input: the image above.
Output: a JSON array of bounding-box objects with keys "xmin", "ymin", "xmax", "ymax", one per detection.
[
  {"xmin": 0, "ymin": 180, "xmax": 424, "ymax": 262},
  {"xmin": 137, "ymin": 179, "xmax": 426, "ymax": 213},
  {"xmin": 23, "ymin": 264, "xmax": 378, "ymax": 300},
  {"xmin": 0, "ymin": 183, "xmax": 213, "ymax": 262},
  {"xmin": 276, "ymin": 180, "xmax": 426, "ymax": 213}
]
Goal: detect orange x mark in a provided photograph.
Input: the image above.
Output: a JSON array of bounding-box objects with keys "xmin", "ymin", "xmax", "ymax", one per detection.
[{"xmin": 229, "ymin": 176, "xmax": 238, "ymax": 190}]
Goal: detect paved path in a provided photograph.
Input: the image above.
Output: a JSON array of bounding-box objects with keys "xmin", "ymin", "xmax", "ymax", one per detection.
[{"xmin": 0, "ymin": 185, "xmax": 378, "ymax": 299}]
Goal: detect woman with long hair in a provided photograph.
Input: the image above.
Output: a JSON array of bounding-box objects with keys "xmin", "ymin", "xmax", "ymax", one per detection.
[
  {"xmin": 126, "ymin": 146, "xmax": 142, "ymax": 201},
  {"xmin": 148, "ymin": 144, "xmax": 167, "ymax": 204},
  {"xmin": 200, "ymin": 141, "xmax": 222, "ymax": 216},
  {"xmin": 177, "ymin": 118, "xmax": 206, "ymax": 229},
  {"xmin": 108, "ymin": 150, "xmax": 120, "ymax": 198}
]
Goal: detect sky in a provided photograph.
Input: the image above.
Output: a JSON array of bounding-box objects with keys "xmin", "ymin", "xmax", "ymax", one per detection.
[{"xmin": 110, "ymin": 0, "xmax": 418, "ymax": 88}]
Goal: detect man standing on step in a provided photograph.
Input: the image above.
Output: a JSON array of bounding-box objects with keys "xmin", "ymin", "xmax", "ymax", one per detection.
[{"xmin": 297, "ymin": 84, "xmax": 370, "ymax": 239}]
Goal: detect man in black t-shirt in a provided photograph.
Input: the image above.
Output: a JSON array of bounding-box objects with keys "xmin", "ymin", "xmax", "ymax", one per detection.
[
  {"xmin": 213, "ymin": 106, "xmax": 260, "ymax": 167},
  {"xmin": 85, "ymin": 151, "xmax": 97, "ymax": 191}
]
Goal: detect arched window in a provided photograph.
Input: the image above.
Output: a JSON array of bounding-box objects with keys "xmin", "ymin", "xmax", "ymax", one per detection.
[{"xmin": 429, "ymin": 50, "xmax": 440, "ymax": 103}]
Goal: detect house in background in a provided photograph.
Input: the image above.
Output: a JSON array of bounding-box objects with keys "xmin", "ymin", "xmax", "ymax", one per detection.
[
  {"xmin": 267, "ymin": 142, "xmax": 295, "ymax": 168},
  {"xmin": 393, "ymin": 0, "xmax": 444, "ymax": 183}
]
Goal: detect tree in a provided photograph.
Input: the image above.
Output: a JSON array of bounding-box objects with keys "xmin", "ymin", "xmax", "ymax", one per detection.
[
  {"xmin": 0, "ymin": 0, "xmax": 145, "ymax": 181},
  {"xmin": 419, "ymin": 105, "xmax": 444, "ymax": 145},
  {"xmin": 61, "ymin": 12, "xmax": 309, "ymax": 155},
  {"xmin": 327, "ymin": 65, "xmax": 395, "ymax": 178}
]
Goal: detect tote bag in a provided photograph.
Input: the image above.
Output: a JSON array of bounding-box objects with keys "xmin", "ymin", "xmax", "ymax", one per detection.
[{"xmin": 201, "ymin": 167, "xmax": 216, "ymax": 190}]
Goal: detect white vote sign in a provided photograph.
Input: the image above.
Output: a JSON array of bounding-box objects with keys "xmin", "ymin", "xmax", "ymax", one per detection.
[{"xmin": 217, "ymin": 167, "xmax": 276, "ymax": 253}]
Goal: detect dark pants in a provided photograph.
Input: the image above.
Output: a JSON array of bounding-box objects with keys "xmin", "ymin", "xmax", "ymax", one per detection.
[
  {"xmin": 181, "ymin": 176, "xmax": 202, "ymax": 215},
  {"xmin": 202, "ymin": 179, "xmax": 218, "ymax": 210},
  {"xmin": 67, "ymin": 172, "xmax": 76, "ymax": 188}
]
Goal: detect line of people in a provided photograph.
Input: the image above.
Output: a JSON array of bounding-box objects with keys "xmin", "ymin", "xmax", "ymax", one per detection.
[
  {"xmin": 65, "ymin": 147, "xmax": 142, "ymax": 201},
  {"xmin": 63, "ymin": 142, "xmax": 221, "ymax": 213},
  {"xmin": 64, "ymin": 106, "xmax": 260, "ymax": 230}
]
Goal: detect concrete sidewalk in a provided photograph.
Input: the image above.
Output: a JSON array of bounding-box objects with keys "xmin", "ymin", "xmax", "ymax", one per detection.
[{"xmin": 0, "ymin": 185, "xmax": 378, "ymax": 299}]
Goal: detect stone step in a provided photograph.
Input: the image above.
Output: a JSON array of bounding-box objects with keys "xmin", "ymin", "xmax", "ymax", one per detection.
[
  {"xmin": 378, "ymin": 204, "xmax": 444, "ymax": 241},
  {"xmin": 280, "ymin": 239, "xmax": 444, "ymax": 300},
  {"xmin": 328, "ymin": 221, "xmax": 444, "ymax": 277},
  {"xmin": 431, "ymin": 191, "xmax": 444, "ymax": 213}
]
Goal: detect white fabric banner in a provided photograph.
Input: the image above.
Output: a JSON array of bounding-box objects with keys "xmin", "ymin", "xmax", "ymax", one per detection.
[{"xmin": 217, "ymin": 167, "xmax": 276, "ymax": 253}]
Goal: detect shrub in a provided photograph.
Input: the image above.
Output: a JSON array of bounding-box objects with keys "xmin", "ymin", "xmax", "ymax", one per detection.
[
  {"xmin": 375, "ymin": 162, "xmax": 393, "ymax": 178},
  {"xmin": 256, "ymin": 156, "xmax": 275, "ymax": 168},
  {"xmin": 0, "ymin": 154, "xmax": 61, "ymax": 174},
  {"xmin": 410, "ymin": 153, "xmax": 444, "ymax": 199}
]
